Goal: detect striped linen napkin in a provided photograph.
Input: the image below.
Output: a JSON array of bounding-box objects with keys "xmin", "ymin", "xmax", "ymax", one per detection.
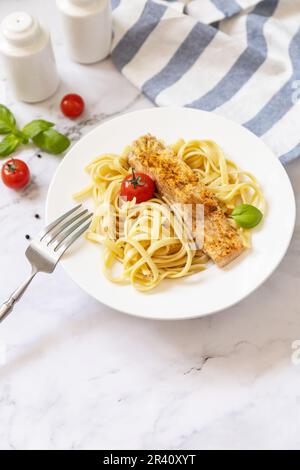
[{"xmin": 110, "ymin": 0, "xmax": 300, "ymax": 164}]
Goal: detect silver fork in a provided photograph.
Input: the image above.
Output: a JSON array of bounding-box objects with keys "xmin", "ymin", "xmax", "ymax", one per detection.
[{"xmin": 0, "ymin": 204, "xmax": 92, "ymax": 324}]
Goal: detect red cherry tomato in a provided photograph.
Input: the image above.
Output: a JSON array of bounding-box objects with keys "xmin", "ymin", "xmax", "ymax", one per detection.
[
  {"xmin": 121, "ymin": 169, "xmax": 155, "ymax": 204},
  {"xmin": 1, "ymin": 159, "xmax": 30, "ymax": 190},
  {"xmin": 60, "ymin": 93, "xmax": 85, "ymax": 118}
]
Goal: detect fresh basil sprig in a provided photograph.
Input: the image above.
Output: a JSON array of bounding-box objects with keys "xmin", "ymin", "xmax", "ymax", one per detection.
[
  {"xmin": 32, "ymin": 128, "xmax": 71, "ymax": 155},
  {"xmin": 0, "ymin": 105, "xmax": 16, "ymax": 134},
  {"xmin": 22, "ymin": 119, "xmax": 55, "ymax": 139},
  {"xmin": 0, "ymin": 134, "xmax": 23, "ymax": 156},
  {"xmin": 0, "ymin": 104, "xmax": 70, "ymax": 157},
  {"xmin": 231, "ymin": 204, "xmax": 263, "ymax": 229}
]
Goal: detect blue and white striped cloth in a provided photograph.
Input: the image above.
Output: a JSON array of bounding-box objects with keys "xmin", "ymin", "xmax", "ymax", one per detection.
[{"xmin": 110, "ymin": 0, "xmax": 300, "ymax": 164}]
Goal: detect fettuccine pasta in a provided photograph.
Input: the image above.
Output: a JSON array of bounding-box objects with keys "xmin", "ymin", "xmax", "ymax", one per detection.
[{"xmin": 74, "ymin": 138, "xmax": 265, "ymax": 291}]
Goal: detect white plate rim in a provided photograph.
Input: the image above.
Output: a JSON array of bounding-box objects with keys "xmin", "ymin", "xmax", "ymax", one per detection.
[{"xmin": 46, "ymin": 107, "xmax": 296, "ymax": 320}]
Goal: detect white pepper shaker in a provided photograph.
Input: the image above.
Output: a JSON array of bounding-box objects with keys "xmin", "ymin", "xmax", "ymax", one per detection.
[
  {"xmin": 0, "ymin": 12, "xmax": 59, "ymax": 103},
  {"xmin": 56, "ymin": 0, "xmax": 112, "ymax": 64}
]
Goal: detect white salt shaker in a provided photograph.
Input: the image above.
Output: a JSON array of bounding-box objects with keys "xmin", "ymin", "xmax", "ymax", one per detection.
[
  {"xmin": 0, "ymin": 12, "xmax": 59, "ymax": 103},
  {"xmin": 56, "ymin": 0, "xmax": 112, "ymax": 64}
]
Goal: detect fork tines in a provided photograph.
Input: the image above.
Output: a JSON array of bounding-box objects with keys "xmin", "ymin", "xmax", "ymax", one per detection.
[{"xmin": 41, "ymin": 205, "xmax": 93, "ymax": 253}]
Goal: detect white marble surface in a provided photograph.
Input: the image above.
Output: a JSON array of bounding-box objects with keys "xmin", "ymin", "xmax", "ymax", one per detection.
[{"xmin": 0, "ymin": 0, "xmax": 300, "ymax": 451}]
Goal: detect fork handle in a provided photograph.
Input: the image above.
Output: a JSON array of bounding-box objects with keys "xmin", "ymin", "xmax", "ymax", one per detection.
[{"xmin": 0, "ymin": 270, "xmax": 37, "ymax": 324}]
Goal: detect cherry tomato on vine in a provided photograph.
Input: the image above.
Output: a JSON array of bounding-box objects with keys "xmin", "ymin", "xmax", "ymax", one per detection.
[
  {"xmin": 120, "ymin": 169, "xmax": 155, "ymax": 204},
  {"xmin": 60, "ymin": 93, "xmax": 85, "ymax": 118},
  {"xmin": 1, "ymin": 158, "xmax": 30, "ymax": 189}
]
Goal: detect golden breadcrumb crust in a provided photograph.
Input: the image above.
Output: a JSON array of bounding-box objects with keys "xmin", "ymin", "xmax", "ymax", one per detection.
[{"xmin": 128, "ymin": 135, "xmax": 244, "ymax": 267}]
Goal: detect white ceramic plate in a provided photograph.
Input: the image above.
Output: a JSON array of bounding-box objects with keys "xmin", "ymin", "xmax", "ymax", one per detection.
[{"xmin": 46, "ymin": 108, "xmax": 296, "ymax": 320}]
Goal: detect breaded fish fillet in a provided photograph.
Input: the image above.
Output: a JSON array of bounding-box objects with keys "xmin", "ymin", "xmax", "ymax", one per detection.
[{"xmin": 127, "ymin": 135, "xmax": 244, "ymax": 267}]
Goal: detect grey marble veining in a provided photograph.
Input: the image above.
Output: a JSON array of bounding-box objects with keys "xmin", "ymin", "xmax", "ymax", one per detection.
[{"xmin": 0, "ymin": 0, "xmax": 300, "ymax": 451}]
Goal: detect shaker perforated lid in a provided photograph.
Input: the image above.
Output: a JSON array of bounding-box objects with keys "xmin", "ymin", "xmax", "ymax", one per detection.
[{"xmin": 1, "ymin": 12, "xmax": 41, "ymax": 46}]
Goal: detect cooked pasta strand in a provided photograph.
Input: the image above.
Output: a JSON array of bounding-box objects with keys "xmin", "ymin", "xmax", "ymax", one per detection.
[{"xmin": 74, "ymin": 139, "xmax": 265, "ymax": 290}]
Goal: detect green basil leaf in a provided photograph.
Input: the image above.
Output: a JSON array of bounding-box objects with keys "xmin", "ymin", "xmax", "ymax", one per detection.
[
  {"xmin": 22, "ymin": 119, "xmax": 55, "ymax": 139},
  {"xmin": 231, "ymin": 204, "xmax": 263, "ymax": 229},
  {"xmin": 32, "ymin": 128, "xmax": 70, "ymax": 155},
  {"xmin": 13, "ymin": 129, "xmax": 29, "ymax": 144},
  {"xmin": 0, "ymin": 104, "xmax": 17, "ymax": 134},
  {"xmin": 0, "ymin": 134, "xmax": 22, "ymax": 157}
]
